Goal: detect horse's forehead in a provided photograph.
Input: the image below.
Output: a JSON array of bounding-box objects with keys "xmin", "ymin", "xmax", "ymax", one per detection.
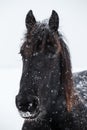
[
  {"xmin": 41, "ymin": 19, "xmax": 49, "ymax": 28},
  {"xmin": 35, "ymin": 20, "xmax": 49, "ymax": 32}
]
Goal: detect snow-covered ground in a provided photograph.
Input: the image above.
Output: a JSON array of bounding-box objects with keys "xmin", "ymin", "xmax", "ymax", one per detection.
[{"xmin": 0, "ymin": 68, "xmax": 23, "ymax": 130}]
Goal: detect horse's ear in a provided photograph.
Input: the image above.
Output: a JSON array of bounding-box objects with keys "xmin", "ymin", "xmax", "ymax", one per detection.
[
  {"xmin": 49, "ymin": 10, "xmax": 59, "ymax": 31},
  {"xmin": 25, "ymin": 10, "xmax": 36, "ymax": 30}
]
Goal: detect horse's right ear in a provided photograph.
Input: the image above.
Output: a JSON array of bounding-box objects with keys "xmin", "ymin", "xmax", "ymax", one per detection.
[
  {"xmin": 25, "ymin": 10, "xmax": 36, "ymax": 30},
  {"xmin": 49, "ymin": 10, "xmax": 59, "ymax": 31}
]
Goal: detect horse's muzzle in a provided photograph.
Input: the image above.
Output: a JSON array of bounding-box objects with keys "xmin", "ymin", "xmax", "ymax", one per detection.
[{"xmin": 15, "ymin": 94, "xmax": 40, "ymax": 119}]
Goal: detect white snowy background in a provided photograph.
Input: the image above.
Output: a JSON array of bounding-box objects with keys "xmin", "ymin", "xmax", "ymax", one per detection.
[{"xmin": 0, "ymin": 0, "xmax": 87, "ymax": 130}]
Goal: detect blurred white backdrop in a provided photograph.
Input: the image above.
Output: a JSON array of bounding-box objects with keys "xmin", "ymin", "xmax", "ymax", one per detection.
[{"xmin": 0, "ymin": 0, "xmax": 87, "ymax": 130}]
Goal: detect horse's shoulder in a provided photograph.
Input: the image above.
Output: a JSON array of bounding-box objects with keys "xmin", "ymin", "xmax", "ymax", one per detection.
[{"xmin": 73, "ymin": 70, "xmax": 87, "ymax": 106}]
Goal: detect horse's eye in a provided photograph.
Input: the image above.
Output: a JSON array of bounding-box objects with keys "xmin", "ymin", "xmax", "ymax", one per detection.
[
  {"xmin": 20, "ymin": 44, "xmax": 31, "ymax": 58},
  {"xmin": 20, "ymin": 49, "xmax": 24, "ymax": 57},
  {"xmin": 33, "ymin": 40, "xmax": 42, "ymax": 53},
  {"xmin": 45, "ymin": 41, "xmax": 56, "ymax": 54}
]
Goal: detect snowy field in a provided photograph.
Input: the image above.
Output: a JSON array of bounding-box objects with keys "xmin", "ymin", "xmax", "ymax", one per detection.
[{"xmin": 0, "ymin": 68, "xmax": 23, "ymax": 130}]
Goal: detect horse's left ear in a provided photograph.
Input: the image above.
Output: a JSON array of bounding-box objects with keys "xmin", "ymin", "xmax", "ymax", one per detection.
[
  {"xmin": 25, "ymin": 10, "xmax": 36, "ymax": 30},
  {"xmin": 49, "ymin": 10, "xmax": 59, "ymax": 31}
]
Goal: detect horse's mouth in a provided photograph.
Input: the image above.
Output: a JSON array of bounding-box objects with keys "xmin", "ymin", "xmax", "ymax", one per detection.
[{"xmin": 19, "ymin": 110, "xmax": 40, "ymax": 121}]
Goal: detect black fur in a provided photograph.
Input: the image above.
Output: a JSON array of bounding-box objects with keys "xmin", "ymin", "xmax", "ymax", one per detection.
[{"xmin": 15, "ymin": 10, "xmax": 87, "ymax": 130}]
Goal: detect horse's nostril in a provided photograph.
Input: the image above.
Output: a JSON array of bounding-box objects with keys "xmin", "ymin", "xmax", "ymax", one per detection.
[
  {"xmin": 16, "ymin": 95, "xmax": 39, "ymax": 113},
  {"xmin": 15, "ymin": 95, "xmax": 26, "ymax": 111},
  {"xmin": 27, "ymin": 97, "xmax": 39, "ymax": 113}
]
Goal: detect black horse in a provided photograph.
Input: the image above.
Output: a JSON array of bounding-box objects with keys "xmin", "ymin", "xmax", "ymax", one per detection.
[{"xmin": 16, "ymin": 10, "xmax": 87, "ymax": 130}]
